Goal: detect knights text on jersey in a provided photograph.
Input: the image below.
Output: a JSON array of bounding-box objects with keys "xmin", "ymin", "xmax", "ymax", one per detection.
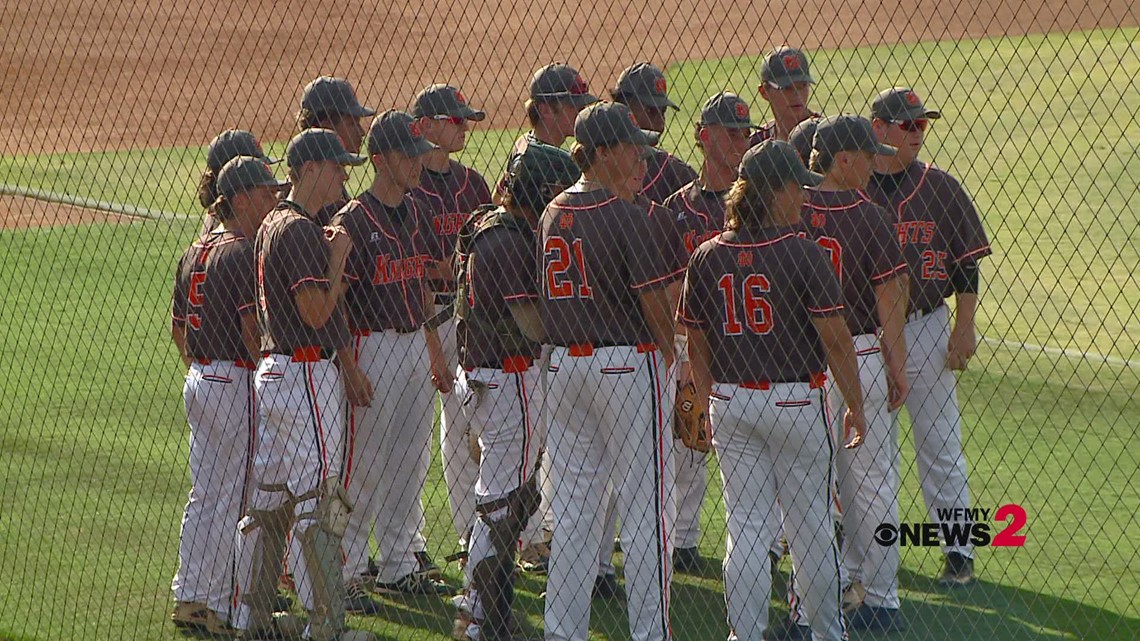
[
  {"xmin": 331, "ymin": 192, "xmax": 436, "ymax": 332},
  {"xmin": 662, "ymin": 180, "xmax": 727, "ymax": 256},
  {"xmin": 172, "ymin": 229, "xmax": 256, "ymax": 361},
  {"xmin": 539, "ymin": 188, "xmax": 683, "ymax": 346},
  {"xmin": 801, "ymin": 189, "xmax": 907, "ymax": 335},
  {"xmin": 678, "ymin": 227, "xmax": 844, "ymax": 383},
  {"xmin": 414, "ymin": 160, "xmax": 492, "ymax": 264},
  {"xmin": 864, "ymin": 161, "xmax": 992, "ymax": 314},
  {"xmin": 255, "ymin": 201, "xmax": 350, "ymax": 354}
]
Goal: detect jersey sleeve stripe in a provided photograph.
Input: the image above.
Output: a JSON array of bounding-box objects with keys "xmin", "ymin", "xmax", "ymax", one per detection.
[
  {"xmin": 952, "ymin": 244, "xmax": 993, "ymax": 263},
  {"xmin": 503, "ymin": 293, "xmax": 539, "ymax": 301},
  {"xmin": 237, "ymin": 302, "xmax": 257, "ymax": 313},
  {"xmin": 631, "ymin": 266, "xmax": 686, "ymax": 290},
  {"xmin": 289, "ymin": 276, "xmax": 331, "ymax": 292},
  {"xmin": 807, "ymin": 304, "xmax": 845, "ymax": 314},
  {"xmin": 870, "ymin": 263, "xmax": 909, "ymax": 283}
]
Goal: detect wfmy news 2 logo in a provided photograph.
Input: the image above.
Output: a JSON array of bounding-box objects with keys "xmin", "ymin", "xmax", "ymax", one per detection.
[{"xmin": 874, "ymin": 504, "xmax": 1028, "ymax": 548}]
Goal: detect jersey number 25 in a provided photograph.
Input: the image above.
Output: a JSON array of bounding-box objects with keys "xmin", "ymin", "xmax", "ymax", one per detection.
[
  {"xmin": 718, "ymin": 273, "xmax": 773, "ymax": 336},
  {"xmin": 544, "ymin": 237, "xmax": 593, "ymax": 300}
]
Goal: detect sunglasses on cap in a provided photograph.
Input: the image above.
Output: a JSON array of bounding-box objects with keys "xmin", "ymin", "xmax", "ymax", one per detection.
[
  {"xmin": 889, "ymin": 118, "xmax": 929, "ymax": 132},
  {"xmin": 431, "ymin": 115, "xmax": 466, "ymax": 126}
]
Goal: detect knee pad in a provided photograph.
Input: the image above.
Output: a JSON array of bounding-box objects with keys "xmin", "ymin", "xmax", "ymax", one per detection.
[{"xmin": 296, "ymin": 520, "xmax": 346, "ymax": 636}]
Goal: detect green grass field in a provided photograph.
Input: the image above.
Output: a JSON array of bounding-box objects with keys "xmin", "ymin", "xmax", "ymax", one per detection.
[{"xmin": 1, "ymin": 26, "xmax": 1139, "ymax": 641}]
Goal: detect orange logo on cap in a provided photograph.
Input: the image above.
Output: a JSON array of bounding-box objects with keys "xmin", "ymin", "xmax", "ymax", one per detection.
[
  {"xmin": 905, "ymin": 91, "xmax": 921, "ymax": 106},
  {"xmin": 783, "ymin": 54, "xmax": 801, "ymax": 70},
  {"xmin": 654, "ymin": 77, "xmax": 667, "ymax": 94},
  {"xmin": 456, "ymin": 90, "xmax": 467, "ymax": 105},
  {"xmin": 629, "ymin": 111, "xmax": 639, "ymax": 127},
  {"xmin": 571, "ymin": 75, "xmax": 589, "ymax": 95},
  {"xmin": 737, "ymin": 251, "xmax": 753, "ymax": 267},
  {"xmin": 409, "ymin": 121, "xmax": 422, "ymax": 137},
  {"xmin": 735, "ymin": 102, "xmax": 749, "ymax": 119}
]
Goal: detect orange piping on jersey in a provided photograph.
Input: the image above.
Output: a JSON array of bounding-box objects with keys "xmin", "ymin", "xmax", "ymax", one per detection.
[
  {"xmin": 894, "ymin": 162, "xmax": 932, "ymax": 221},
  {"xmin": 713, "ymin": 232, "xmax": 798, "ymax": 249}
]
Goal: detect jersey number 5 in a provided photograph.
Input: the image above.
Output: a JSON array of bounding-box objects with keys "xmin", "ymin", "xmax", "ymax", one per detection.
[
  {"xmin": 187, "ymin": 270, "xmax": 207, "ymax": 330},
  {"xmin": 544, "ymin": 237, "xmax": 593, "ymax": 300},
  {"xmin": 718, "ymin": 273, "xmax": 773, "ymax": 336}
]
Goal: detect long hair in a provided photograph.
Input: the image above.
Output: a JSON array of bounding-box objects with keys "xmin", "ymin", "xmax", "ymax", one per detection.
[
  {"xmin": 569, "ymin": 141, "xmax": 600, "ymax": 173},
  {"xmin": 723, "ymin": 177, "xmax": 776, "ymax": 232},
  {"xmin": 197, "ymin": 169, "xmax": 219, "ymax": 209},
  {"xmin": 208, "ymin": 193, "xmax": 236, "ymax": 222},
  {"xmin": 809, "ymin": 148, "xmax": 835, "ymax": 174}
]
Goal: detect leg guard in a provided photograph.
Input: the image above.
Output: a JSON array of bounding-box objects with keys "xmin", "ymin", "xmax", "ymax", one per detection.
[
  {"xmin": 236, "ymin": 504, "xmax": 292, "ymax": 632},
  {"xmin": 296, "ymin": 487, "xmax": 350, "ymax": 641},
  {"xmin": 468, "ymin": 481, "xmax": 537, "ymax": 641}
]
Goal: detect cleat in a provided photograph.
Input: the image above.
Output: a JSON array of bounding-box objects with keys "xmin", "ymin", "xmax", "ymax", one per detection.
[
  {"xmin": 847, "ymin": 604, "xmax": 907, "ymax": 632},
  {"xmin": 762, "ymin": 619, "xmax": 810, "ymax": 641},
  {"xmin": 937, "ymin": 552, "xmax": 976, "ymax": 587},
  {"xmin": 375, "ymin": 572, "xmax": 455, "ymax": 596},
  {"xmin": 415, "ymin": 550, "xmax": 444, "ymax": 580},
  {"xmin": 592, "ymin": 573, "xmax": 622, "ymax": 601},
  {"xmin": 672, "ymin": 546, "xmax": 702, "ymax": 574}
]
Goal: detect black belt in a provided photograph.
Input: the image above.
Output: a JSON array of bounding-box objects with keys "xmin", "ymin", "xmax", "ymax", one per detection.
[{"xmin": 906, "ymin": 302, "xmax": 945, "ymax": 323}]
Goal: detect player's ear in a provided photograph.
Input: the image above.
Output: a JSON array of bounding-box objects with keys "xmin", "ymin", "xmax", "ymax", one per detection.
[
  {"xmin": 757, "ymin": 84, "xmax": 770, "ymax": 101},
  {"xmin": 698, "ymin": 127, "xmax": 710, "ymax": 144}
]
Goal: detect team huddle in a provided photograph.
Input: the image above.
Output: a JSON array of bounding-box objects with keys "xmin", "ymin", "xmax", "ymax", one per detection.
[{"xmin": 169, "ymin": 46, "xmax": 991, "ymax": 641}]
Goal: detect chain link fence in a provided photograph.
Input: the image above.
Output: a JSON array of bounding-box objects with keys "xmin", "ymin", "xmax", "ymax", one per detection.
[{"xmin": 1, "ymin": 1, "xmax": 1137, "ymax": 640}]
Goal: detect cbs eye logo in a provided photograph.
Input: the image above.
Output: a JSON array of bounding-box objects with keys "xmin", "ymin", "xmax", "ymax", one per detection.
[{"xmin": 874, "ymin": 504, "xmax": 1027, "ymax": 548}]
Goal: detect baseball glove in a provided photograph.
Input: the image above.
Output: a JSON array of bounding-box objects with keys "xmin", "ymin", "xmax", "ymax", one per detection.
[{"xmin": 673, "ymin": 382, "xmax": 710, "ymax": 452}]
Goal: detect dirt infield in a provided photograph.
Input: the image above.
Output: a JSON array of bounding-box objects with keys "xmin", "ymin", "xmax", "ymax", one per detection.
[
  {"xmin": 0, "ymin": 195, "xmax": 127, "ymax": 229},
  {"xmin": 1, "ymin": 0, "xmax": 1134, "ymax": 158}
]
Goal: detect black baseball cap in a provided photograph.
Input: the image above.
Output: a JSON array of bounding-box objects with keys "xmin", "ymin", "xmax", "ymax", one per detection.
[
  {"xmin": 870, "ymin": 87, "xmax": 942, "ymax": 121},
  {"xmin": 366, "ymin": 110, "xmax": 438, "ymax": 156},
  {"xmin": 530, "ymin": 63, "xmax": 599, "ymax": 106},
  {"xmin": 206, "ymin": 130, "xmax": 278, "ymax": 172},
  {"xmin": 813, "ymin": 114, "xmax": 897, "ymax": 156},
  {"xmin": 612, "ymin": 62, "xmax": 677, "ymax": 110},
  {"xmin": 574, "ymin": 102, "xmax": 660, "ymax": 148},
  {"xmin": 411, "ymin": 84, "xmax": 486, "ymax": 121},
  {"xmin": 216, "ymin": 156, "xmax": 289, "ymax": 199},
  {"xmin": 285, "ymin": 129, "xmax": 368, "ymax": 168},
  {"xmin": 699, "ymin": 92, "xmax": 754, "ymax": 129},
  {"xmin": 739, "ymin": 140, "xmax": 823, "ymax": 188},
  {"xmin": 760, "ymin": 46, "xmax": 815, "ymax": 88},
  {"xmin": 300, "ymin": 76, "xmax": 376, "ymax": 118},
  {"xmin": 787, "ymin": 117, "xmax": 822, "ymax": 165}
]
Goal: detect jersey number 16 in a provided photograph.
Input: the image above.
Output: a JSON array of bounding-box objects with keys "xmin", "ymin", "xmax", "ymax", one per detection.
[
  {"xmin": 544, "ymin": 237, "xmax": 593, "ymax": 300},
  {"xmin": 718, "ymin": 273, "xmax": 773, "ymax": 336}
]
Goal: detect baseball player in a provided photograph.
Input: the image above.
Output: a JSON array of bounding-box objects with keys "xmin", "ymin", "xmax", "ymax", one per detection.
[
  {"xmin": 408, "ymin": 84, "xmax": 493, "ymax": 560},
  {"xmin": 170, "ymin": 156, "xmax": 286, "ymax": 635},
  {"xmin": 233, "ymin": 128, "xmax": 374, "ymax": 641},
  {"xmin": 657, "ymin": 92, "xmax": 754, "ymax": 573},
  {"xmin": 749, "ymin": 47, "xmax": 822, "ymax": 147},
  {"xmin": 334, "ymin": 110, "xmax": 453, "ymax": 603},
  {"xmin": 678, "ymin": 140, "xmax": 866, "ymax": 641},
  {"xmin": 540, "ymin": 102, "xmax": 679, "ymax": 641},
  {"xmin": 492, "ymin": 63, "xmax": 598, "ymax": 203},
  {"xmin": 610, "ymin": 62, "xmax": 697, "ymax": 204},
  {"xmin": 197, "ymin": 129, "xmax": 278, "ymax": 235},
  {"xmin": 803, "ymin": 114, "xmax": 909, "ymax": 632},
  {"xmin": 450, "ymin": 142, "xmax": 581, "ymax": 641},
  {"xmin": 296, "ymin": 76, "xmax": 376, "ymax": 225},
  {"xmin": 865, "ymin": 87, "xmax": 992, "ymax": 587}
]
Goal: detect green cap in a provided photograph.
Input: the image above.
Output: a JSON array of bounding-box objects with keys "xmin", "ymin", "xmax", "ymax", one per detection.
[
  {"xmin": 870, "ymin": 87, "xmax": 942, "ymax": 121},
  {"xmin": 411, "ymin": 84, "xmax": 486, "ymax": 121},
  {"xmin": 698, "ymin": 92, "xmax": 754, "ymax": 129},
  {"xmin": 760, "ymin": 46, "xmax": 815, "ymax": 88},
  {"xmin": 216, "ymin": 156, "xmax": 289, "ymax": 199},
  {"xmin": 285, "ymin": 129, "xmax": 368, "ymax": 168},
  {"xmin": 366, "ymin": 110, "xmax": 438, "ymax": 156},
  {"xmin": 300, "ymin": 76, "xmax": 376, "ymax": 118},
  {"xmin": 739, "ymin": 140, "xmax": 823, "ymax": 189},
  {"xmin": 206, "ymin": 130, "xmax": 278, "ymax": 172},
  {"xmin": 529, "ymin": 63, "xmax": 599, "ymax": 106},
  {"xmin": 787, "ymin": 117, "xmax": 822, "ymax": 165},
  {"xmin": 813, "ymin": 114, "xmax": 897, "ymax": 157},
  {"xmin": 612, "ymin": 62, "xmax": 677, "ymax": 110},
  {"xmin": 505, "ymin": 142, "xmax": 581, "ymax": 213},
  {"xmin": 574, "ymin": 102, "xmax": 660, "ymax": 148}
]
